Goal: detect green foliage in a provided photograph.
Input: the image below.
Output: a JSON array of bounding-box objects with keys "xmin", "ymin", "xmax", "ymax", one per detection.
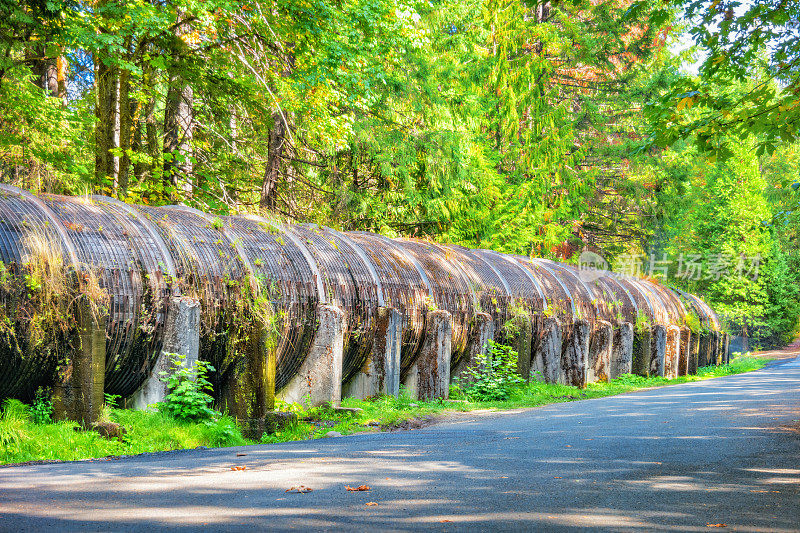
[
  {"xmin": 635, "ymin": 311, "xmax": 651, "ymax": 333},
  {"xmin": 1, "ymin": 0, "xmax": 798, "ymax": 350},
  {"xmin": 636, "ymin": 0, "xmax": 800, "ymax": 156},
  {"xmin": 651, "ymin": 136, "xmax": 800, "ymax": 346},
  {"xmin": 682, "ymin": 311, "xmax": 704, "ymax": 335},
  {"xmin": 104, "ymin": 393, "xmax": 121, "ymax": 409},
  {"xmin": 0, "ymin": 406, "xmax": 249, "ymax": 465},
  {"xmin": 0, "ymin": 399, "xmax": 31, "ymax": 457},
  {"xmin": 0, "ymin": 353, "xmax": 770, "ymax": 464},
  {"xmin": 158, "ymin": 354, "xmax": 218, "ymax": 423},
  {"xmin": 456, "ymin": 341, "xmax": 524, "ymax": 401},
  {"xmin": 202, "ymin": 416, "xmax": 247, "ymax": 448},
  {"xmin": 30, "ymin": 387, "xmax": 53, "ymax": 425}
]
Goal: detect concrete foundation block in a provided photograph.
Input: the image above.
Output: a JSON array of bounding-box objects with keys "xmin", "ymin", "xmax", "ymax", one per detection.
[
  {"xmin": 665, "ymin": 325, "xmax": 681, "ymax": 379},
  {"xmin": 650, "ymin": 324, "xmax": 667, "ymax": 377},
  {"xmin": 564, "ymin": 319, "xmax": 590, "ymax": 388},
  {"xmin": 538, "ymin": 317, "xmax": 562, "ymax": 384},
  {"xmin": 508, "ymin": 314, "xmax": 533, "ymax": 380},
  {"xmin": 698, "ymin": 332, "xmax": 712, "ymax": 368},
  {"xmin": 343, "ymin": 306, "xmax": 402, "ymax": 399},
  {"xmin": 131, "ymin": 297, "xmax": 201, "ymax": 410},
  {"xmin": 710, "ymin": 331, "xmax": 720, "ymax": 366},
  {"xmin": 610, "ymin": 322, "xmax": 633, "ymax": 379},
  {"xmin": 632, "ymin": 327, "xmax": 653, "ymax": 377},
  {"xmin": 678, "ymin": 328, "xmax": 691, "ymax": 377},
  {"xmin": 52, "ymin": 299, "xmax": 106, "ymax": 426},
  {"xmin": 278, "ymin": 305, "xmax": 345, "ymax": 406},
  {"xmin": 221, "ymin": 319, "xmax": 278, "ymax": 419},
  {"xmin": 452, "ymin": 312, "xmax": 494, "ymax": 384},
  {"xmin": 722, "ymin": 333, "xmax": 731, "ymax": 364},
  {"xmin": 404, "ymin": 309, "xmax": 452, "ymax": 400},
  {"xmin": 588, "ymin": 320, "xmax": 613, "ymax": 383},
  {"xmin": 688, "ymin": 330, "xmax": 700, "ymax": 374}
]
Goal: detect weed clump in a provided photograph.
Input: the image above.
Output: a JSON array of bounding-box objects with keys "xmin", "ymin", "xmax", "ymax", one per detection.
[
  {"xmin": 158, "ymin": 353, "xmax": 218, "ymax": 423},
  {"xmin": 455, "ymin": 341, "xmax": 525, "ymax": 401}
]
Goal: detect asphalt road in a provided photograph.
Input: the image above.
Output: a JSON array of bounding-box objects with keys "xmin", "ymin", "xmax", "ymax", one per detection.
[{"xmin": 2, "ymin": 359, "xmax": 799, "ymax": 532}]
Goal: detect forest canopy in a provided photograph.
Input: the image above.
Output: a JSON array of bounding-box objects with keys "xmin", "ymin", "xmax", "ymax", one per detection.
[{"xmin": 1, "ymin": 0, "xmax": 799, "ymax": 348}]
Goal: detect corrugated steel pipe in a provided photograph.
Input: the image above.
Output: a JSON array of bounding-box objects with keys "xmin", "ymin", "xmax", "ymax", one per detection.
[{"xmin": 0, "ymin": 186, "xmax": 724, "ymax": 415}]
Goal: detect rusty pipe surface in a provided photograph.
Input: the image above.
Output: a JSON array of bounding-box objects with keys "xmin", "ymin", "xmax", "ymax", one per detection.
[{"xmin": 0, "ymin": 186, "xmax": 721, "ymax": 401}]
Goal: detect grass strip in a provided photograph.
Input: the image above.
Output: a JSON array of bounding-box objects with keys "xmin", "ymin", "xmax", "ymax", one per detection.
[{"xmin": 0, "ymin": 354, "xmax": 771, "ymax": 465}]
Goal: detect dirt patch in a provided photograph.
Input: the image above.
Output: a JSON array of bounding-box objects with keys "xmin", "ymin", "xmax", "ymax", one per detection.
[
  {"xmin": 753, "ymin": 339, "xmax": 800, "ymax": 362},
  {"xmin": 382, "ymin": 416, "xmax": 437, "ymax": 431}
]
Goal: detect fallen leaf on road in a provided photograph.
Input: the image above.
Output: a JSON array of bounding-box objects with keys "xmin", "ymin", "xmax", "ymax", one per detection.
[
  {"xmin": 286, "ymin": 486, "xmax": 313, "ymax": 493},
  {"xmin": 553, "ymin": 476, "xmax": 562, "ymax": 479},
  {"xmin": 231, "ymin": 466, "xmax": 247, "ymax": 471},
  {"xmin": 565, "ymin": 445, "xmax": 572, "ymax": 448},
  {"xmin": 365, "ymin": 502, "xmax": 378, "ymax": 506},
  {"xmin": 706, "ymin": 524, "xmax": 727, "ymax": 528},
  {"xmin": 346, "ymin": 485, "xmax": 371, "ymax": 491}
]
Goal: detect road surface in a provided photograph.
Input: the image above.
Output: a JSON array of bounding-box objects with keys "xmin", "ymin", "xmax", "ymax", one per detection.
[{"xmin": 1, "ymin": 358, "xmax": 799, "ymax": 532}]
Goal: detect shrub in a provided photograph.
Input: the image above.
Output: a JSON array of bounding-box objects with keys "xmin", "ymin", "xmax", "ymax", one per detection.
[
  {"xmin": 0, "ymin": 400, "xmax": 31, "ymax": 456},
  {"xmin": 30, "ymin": 387, "xmax": 53, "ymax": 424},
  {"xmin": 158, "ymin": 354, "xmax": 218, "ymax": 423},
  {"xmin": 202, "ymin": 416, "xmax": 247, "ymax": 447},
  {"xmin": 457, "ymin": 341, "xmax": 525, "ymax": 401}
]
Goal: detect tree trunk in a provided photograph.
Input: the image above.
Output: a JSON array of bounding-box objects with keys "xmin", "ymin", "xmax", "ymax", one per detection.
[
  {"xmin": 27, "ymin": 44, "xmax": 64, "ymax": 99},
  {"xmin": 56, "ymin": 55, "xmax": 67, "ymax": 101},
  {"xmin": 143, "ymin": 65, "xmax": 158, "ymax": 182},
  {"xmin": 117, "ymin": 68, "xmax": 136, "ymax": 195},
  {"xmin": 162, "ymin": 15, "xmax": 194, "ymax": 202},
  {"xmin": 163, "ymin": 77, "xmax": 194, "ymax": 202},
  {"xmin": 260, "ymin": 110, "xmax": 286, "ymax": 210},
  {"xmin": 132, "ymin": 115, "xmax": 146, "ymax": 183},
  {"xmin": 94, "ymin": 57, "xmax": 118, "ymax": 185}
]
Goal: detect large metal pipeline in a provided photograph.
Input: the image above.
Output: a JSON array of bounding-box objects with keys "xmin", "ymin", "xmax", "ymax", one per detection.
[{"xmin": 0, "ymin": 186, "xmax": 725, "ymax": 405}]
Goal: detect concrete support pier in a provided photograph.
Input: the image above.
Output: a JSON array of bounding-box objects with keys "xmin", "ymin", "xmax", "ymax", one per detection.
[
  {"xmin": 508, "ymin": 313, "xmax": 533, "ymax": 380},
  {"xmin": 678, "ymin": 327, "xmax": 691, "ymax": 377},
  {"xmin": 722, "ymin": 333, "xmax": 731, "ymax": 364},
  {"xmin": 710, "ymin": 331, "xmax": 720, "ymax": 366},
  {"xmin": 650, "ymin": 324, "xmax": 667, "ymax": 377},
  {"xmin": 538, "ymin": 317, "xmax": 562, "ymax": 384},
  {"xmin": 452, "ymin": 312, "xmax": 494, "ymax": 384},
  {"xmin": 698, "ymin": 332, "xmax": 712, "ymax": 368},
  {"xmin": 278, "ymin": 305, "xmax": 345, "ymax": 406},
  {"xmin": 222, "ymin": 319, "xmax": 278, "ymax": 419},
  {"xmin": 632, "ymin": 326, "xmax": 653, "ymax": 377},
  {"xmin": 404, "ymin": 309, "xmax": 452, "ymax": 400},
  {"xmin": 665, "ymin": 325, "xmax": 681, "ymax": 379},
  {"xmin": 52, "ymin": 298, "xmax": 106, "ymax": 426},
  {"xmin": 688, "ymin": 330, "xmax": 700, "ymax": 374},
  {"xmin": 131, "ymin": 297, "xmax": 201, "ymax": 410},
  {"xmin": 588, "ymin": 320, "xmax": 613, "ymax": 383},
  {"xmin": 610, "ymin": 322, "xmax": 634, "ymax": 379},
  {"xmin": 564, "ymin": 319, "xmax": 590, "ymax": 388},
  {"xmin": 343, "ymin": 306, "xmax": 402, "ymax": 399}
]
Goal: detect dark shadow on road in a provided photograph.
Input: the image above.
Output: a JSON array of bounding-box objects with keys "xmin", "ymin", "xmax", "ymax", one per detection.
[{"xmin": 1, "ymin": 358, "xmax": 798, "ymax": 532}]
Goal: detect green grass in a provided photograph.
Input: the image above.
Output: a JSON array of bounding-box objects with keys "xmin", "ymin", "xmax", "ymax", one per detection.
[
  {"xmin": 261, "ymin": 354, "xmax": 772, "ymax": 443},
  {"xmin": 0, "ymin": 402, "xmax": 250, "ymax": 465},
  {"xmin": 0, "ymin": 354, "xmax": 770, "ymax": 464}
]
